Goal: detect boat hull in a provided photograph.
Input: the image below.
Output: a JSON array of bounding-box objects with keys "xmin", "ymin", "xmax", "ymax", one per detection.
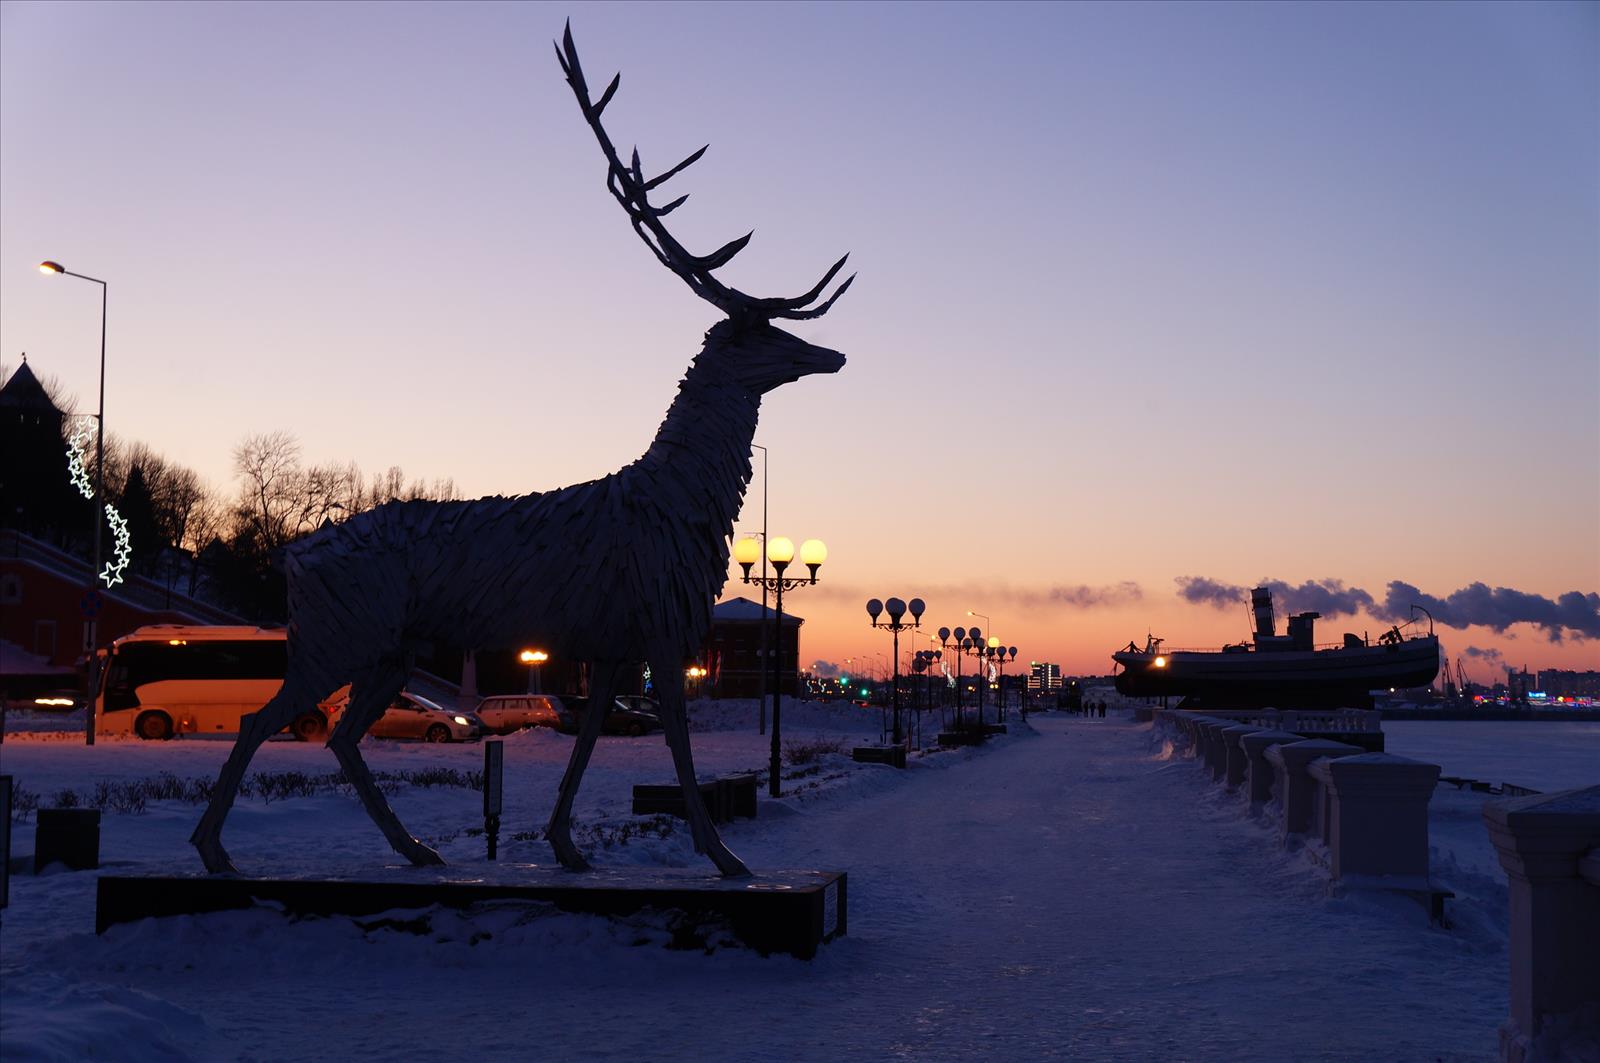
[{"xmin": 1113, "ymin": 636, "xmax": 1440, "ymax": 709}]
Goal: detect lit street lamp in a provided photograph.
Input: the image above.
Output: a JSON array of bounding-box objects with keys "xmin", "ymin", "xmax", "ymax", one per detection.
[
  {"xmin": 866, "ymin": 596, "xmax": 925, "ymax": 746},
  {"xmin": 736, "ymin": 535, "xmax": 826, "ymax": 797},
  {"xmin": 40, "ymin": 260, "xmax": 107, "ymax": 747},
  {"xmin": 519, "ymin": 648, "xmax": 548, "ymax": 693}
]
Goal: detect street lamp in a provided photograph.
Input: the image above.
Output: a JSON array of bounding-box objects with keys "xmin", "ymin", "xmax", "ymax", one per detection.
[
  {"xmin": 736, "ymin": 534, "xmax": 825, "ymax": 797},
  {"xmin": 866, "ymin": 596, "xmax": 924, "ymax": 747},
  {"xmin": 519, "ymin": 648, "xmax": 548, "ymax": 693},
  {"xmin": 40, "ymin": 260, "xmax": 107, "ymax": 747},
  {"xmin": 958, "ymin": 625, "xmax": 988, "ymax": 726},
  {"xmin": 685, "ymin": 664, "xmax": 708, "ymax": 699}
]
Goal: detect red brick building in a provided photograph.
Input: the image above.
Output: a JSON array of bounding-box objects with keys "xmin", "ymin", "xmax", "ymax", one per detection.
[{"xmin": 704, "ymin": 596, "xmax": 804, "ymax": 698}]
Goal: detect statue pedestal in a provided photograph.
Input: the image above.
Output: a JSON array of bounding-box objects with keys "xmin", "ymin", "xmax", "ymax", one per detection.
[{"xmin": 97, "ymin": 865, "xmax": 847, "ymax": 959}]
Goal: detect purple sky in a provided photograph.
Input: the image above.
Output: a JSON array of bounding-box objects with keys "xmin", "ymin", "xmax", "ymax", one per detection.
[{"xmin": 3, "ymin": 1, "xmax": 1595, "ymax": 671}]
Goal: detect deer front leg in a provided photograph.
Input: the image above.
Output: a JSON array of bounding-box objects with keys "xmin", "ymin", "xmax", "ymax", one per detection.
[
  {"xmin": 327, "ymin": 668, "xmax": 445, "ymax": 868},
  {"xmin": 191, "ymin": 681, "xmax": 319, "ymax": 874},
  {"xmin": 651, "ymin": 652, "xmax": 751, "ymax": 878},
  {"xmin": 546, "ymin": 661, "xmax": 621, "ymax": 871}
]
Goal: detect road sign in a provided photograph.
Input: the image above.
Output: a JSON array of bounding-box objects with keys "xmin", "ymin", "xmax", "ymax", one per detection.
[{"xmin": 80, "ymin": 590, "xmax": 103, "ymax": 619}]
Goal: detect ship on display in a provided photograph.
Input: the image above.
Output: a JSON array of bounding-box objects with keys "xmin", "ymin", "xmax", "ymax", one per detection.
[{"xmin": 1112, "ymin": 587, "xmax": 1440, "ymax": 709}]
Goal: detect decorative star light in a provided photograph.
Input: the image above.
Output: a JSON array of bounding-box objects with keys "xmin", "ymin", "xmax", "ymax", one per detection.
[
  {"xmin": 100, "ymin": 503, "xmax": 131, "ymax": 587},
  {"xmin": 66, "ymin": 420, "xmax": 95, "ymax": 499}
]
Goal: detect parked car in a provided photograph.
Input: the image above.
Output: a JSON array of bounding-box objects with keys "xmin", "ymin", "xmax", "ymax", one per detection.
[
  {"xmin": 614, "ymin": 695, "xmax": 661, "ymax": 716},
  {"xmin": 368, "ymin": 692, "xmax": 483, "ymax": 742},
  {"xmin": 562, "ymin": 696, "xmax": 662, "ymax": 737},
  {"xmin": 474, "ymin": 694, "xmax": 567, "ymax": 735}
]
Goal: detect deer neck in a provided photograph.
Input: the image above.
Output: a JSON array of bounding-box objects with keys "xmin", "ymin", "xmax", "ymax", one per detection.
[{"xmin": 636, "ymin": 349, "xmax": 760, "ymax": 535}]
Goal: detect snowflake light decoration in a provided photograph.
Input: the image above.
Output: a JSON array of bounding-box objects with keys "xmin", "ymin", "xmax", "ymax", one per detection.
[
  {"xmin": 66, "ymin": 420, "xmax": 95, "ymax": 499},
  {"xmin": 64, "ymin": 417, "xmax": 133, "ymax": 587},
  {"xmin": 100, "ymin": 503, "xmax": 131, "ymax": 587}
]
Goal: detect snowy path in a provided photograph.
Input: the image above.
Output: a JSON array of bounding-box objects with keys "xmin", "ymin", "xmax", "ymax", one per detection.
[{"xmin": 2, "ymin": 715, "xmax": 1503, "ymax": 1061}]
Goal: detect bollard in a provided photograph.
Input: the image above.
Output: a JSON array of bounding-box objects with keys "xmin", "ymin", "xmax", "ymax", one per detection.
[
  {"xmin": 1238, "ymin": 730, "xmax": 1300, "ymax": 807},
  {"xmin": 1220, "ymin": 725, "xmax": 1259, "ymax": 791},
  {"xmin": 1264, "ymin": 739, "xmax": 1363, "ymax": 841},
  {"xmin": 1309, "ymin": 752, "xmax": 1440, "ymax": 883},
  {"xmin": 483, "ymin": 740, "xmax": 504, "ymax": 861},
  {"xmin": 1483, "ymin": 785, "xmax": 1600, "ymax": 1063}
]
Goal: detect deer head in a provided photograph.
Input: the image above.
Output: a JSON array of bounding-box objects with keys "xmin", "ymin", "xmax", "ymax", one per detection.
[{"xmin": 556, "ymin": 24, "xmax": 852, "ymax": 392}]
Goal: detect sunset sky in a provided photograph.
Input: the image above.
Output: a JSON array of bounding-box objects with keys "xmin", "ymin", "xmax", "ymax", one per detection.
[{"xmin": 3, "ymin": 1, "xmax": 1595, "ymax": 678}]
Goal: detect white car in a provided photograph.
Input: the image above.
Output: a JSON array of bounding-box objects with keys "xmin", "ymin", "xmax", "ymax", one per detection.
[
  {"xmin": 367, "ymin": 692, "xmax": 483, "ymax": 742},
  {"xmin": 474, "ymin": 694, "xmax": 567, "ymax": 735}
]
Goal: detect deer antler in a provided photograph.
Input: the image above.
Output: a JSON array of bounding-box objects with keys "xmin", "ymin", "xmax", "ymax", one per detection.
[{"xmin": 555, "ymin": 23, "xmax": 854, "ymax": 323}]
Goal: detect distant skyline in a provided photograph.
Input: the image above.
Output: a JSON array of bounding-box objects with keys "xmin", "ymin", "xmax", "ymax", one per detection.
[{"xmin": 2, "ymin": 1, "xmax": 1595, "ymax": 674}]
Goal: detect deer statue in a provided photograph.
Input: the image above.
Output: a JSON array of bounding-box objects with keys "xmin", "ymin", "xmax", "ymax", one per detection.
[{"xmin": 189, "ymin": 24, "xmax": 853, "ymax": 879}]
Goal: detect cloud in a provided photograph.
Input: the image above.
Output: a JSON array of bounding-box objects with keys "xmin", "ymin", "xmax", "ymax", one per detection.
[
  {"xmin": 1381, "ymin": 582, "xmax": 1600, "ymax": 642},
  {"xmin": 1461, "ymin": 645, "xmax": 1505, "ymax": 668},
  {"xmin": 1176, "ymin": 577, "xmax": 1374, "ymax": 619},
  {"xmin": 1266, "ymin": 579, "xmax": 1375, "ymax": 620},
  {"xmin": 1176, "ymin": 576, "xmax": 1247, "ymax": 608},
  {"xmin": 810, "ymin": 659, "xmax": 842, "ymax": 677},
  {"xmin": 807, "ymin": 581, "xmax": 1143, "ymax": 611},
  {"xmin": 1045, "ymin": 582, "xmax": 1144, "ymax": 607}
]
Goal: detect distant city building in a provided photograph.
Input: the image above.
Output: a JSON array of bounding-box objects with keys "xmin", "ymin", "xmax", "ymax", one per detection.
[
  {"xmin": 1538, "ymin": 670, "xmax": 1600, "ymax": 698},
  {"xmin": 1028, "ymin": 662, "xmax": 1062, "ymax": 692}
]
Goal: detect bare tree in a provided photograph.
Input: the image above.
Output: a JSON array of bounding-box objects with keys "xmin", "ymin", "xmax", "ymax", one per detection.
[{"xmin": 232, "ymin": 431, "xmax": 304, "ymax": 552}]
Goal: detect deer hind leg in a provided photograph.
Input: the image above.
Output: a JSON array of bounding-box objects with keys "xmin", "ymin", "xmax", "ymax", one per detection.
[
  {"xmin": 191, "ymin": 676, "xmax": 323, "ymax": 874},
  {"xmin": 327, "ymin": 664, "xmax": 445, "ymax": 868},
  {"xmin": 652, "ymin": 651, "xmax": 751, "ymax": 878},
  {"xmin": 546, "ymin": 661, "xmax": 621, "ymax": 871}
]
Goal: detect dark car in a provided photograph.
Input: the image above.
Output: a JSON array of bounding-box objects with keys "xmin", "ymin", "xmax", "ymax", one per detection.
[{"xmin": 562, "ymin": 696, "xmax": 662, "ymax": 737}]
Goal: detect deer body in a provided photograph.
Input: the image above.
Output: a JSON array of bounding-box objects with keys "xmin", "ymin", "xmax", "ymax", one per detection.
[{"xmin": 191, "ymin": 27, "xmax": 851, "ymax": 878}]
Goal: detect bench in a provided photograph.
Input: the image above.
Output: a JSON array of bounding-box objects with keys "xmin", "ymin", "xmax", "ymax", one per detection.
[
  {"xmin": 851, "ymin": 744, "xmax": 907, "ymax": 769},
  {"xmin": 632, "ymin": 774, "xmax": 758, "ymax": 824}
]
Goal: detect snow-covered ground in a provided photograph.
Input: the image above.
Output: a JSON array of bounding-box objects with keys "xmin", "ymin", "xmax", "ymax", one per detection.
[{"xmin": 0, "ymin": 706, "xmax": 1550, "ymax": 1061}]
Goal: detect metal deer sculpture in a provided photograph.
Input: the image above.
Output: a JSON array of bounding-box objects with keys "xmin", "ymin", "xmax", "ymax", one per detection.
[{"xmin": 190, "ymin": 25, "xmax": 852, "ymax": 879}]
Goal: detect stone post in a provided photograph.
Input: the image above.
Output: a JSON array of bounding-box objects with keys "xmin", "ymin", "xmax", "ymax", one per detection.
[
  {"xmin": 1197, "ymin": 719, "xmax": 1230, "ymax": 781},
  {"xmin": 1309, "ymin": 752, "xmax": 1440, "ymax": 883},
  {"xmin": 1221, "ymin": 724, "xmax": 1259, "ymax": 791},
  {"xmin": 1264, "ymin": 739, "xmax": 1364, "ymax": 840},
  {"xmin": 1483, "ymin": 786, "xmax": 1600, "ymax": 1063},
  {"xmin": 1238, "ymin": 729, "xmax": 1300, "ymax": 807}
]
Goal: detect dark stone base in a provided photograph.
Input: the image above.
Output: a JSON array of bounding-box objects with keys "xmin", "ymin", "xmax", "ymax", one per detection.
[
  {"xmin": 36, "ymin": 808, "xmax": 100, "ymax": 872},
  {"xmin": 851, "ymin": 744, "xmax": 907, "ymax": 768},
  {"xmin": 96, "ymin": 865, "xmax": 847, "ymax": 959}
]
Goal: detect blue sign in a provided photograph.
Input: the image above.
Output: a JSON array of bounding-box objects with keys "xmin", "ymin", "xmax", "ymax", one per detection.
[{"xmin": 80, "ymin": 590, "xmax": 103, "ymax": 619}]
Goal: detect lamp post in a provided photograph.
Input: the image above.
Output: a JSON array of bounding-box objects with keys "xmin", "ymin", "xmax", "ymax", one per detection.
[
  {"xmin": 960, "ymin": 626, "xmax": 987, "ymax": 726},
  {"xmin": 519, "ymin": 649, "xmax": 548, "ymax": 693},
  {"xmin": 940, "ymin": 626, "xmax": 969, "ymax": 728},
  {"xmin": 996, "ymin": 644, "xmax": 1019, "ymax": 718},
  {"xmin": 685, "ymin": 665, "xmax": 707, "ymax": 699},
  {"xmin": 735, "ymin": 535, "xmax": 825, "ymax": 798},
  {"xmin": 866, "ymin": 596, "xmax": 924, "ymax": 747},
  {"xmin": 40, "ymin": 260, "xmax": 106, "ymax": 747}
]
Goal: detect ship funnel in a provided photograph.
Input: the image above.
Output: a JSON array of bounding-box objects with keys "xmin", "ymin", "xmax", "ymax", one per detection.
[{"xmin": 1251, "ymin": 587, "xmax": 1276, "ymax": 639}]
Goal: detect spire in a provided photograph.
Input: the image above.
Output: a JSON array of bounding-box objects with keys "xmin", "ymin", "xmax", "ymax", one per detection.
[{"xmin": 0, "ymin": 358, "xmax": 59, "ymax": 412}]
